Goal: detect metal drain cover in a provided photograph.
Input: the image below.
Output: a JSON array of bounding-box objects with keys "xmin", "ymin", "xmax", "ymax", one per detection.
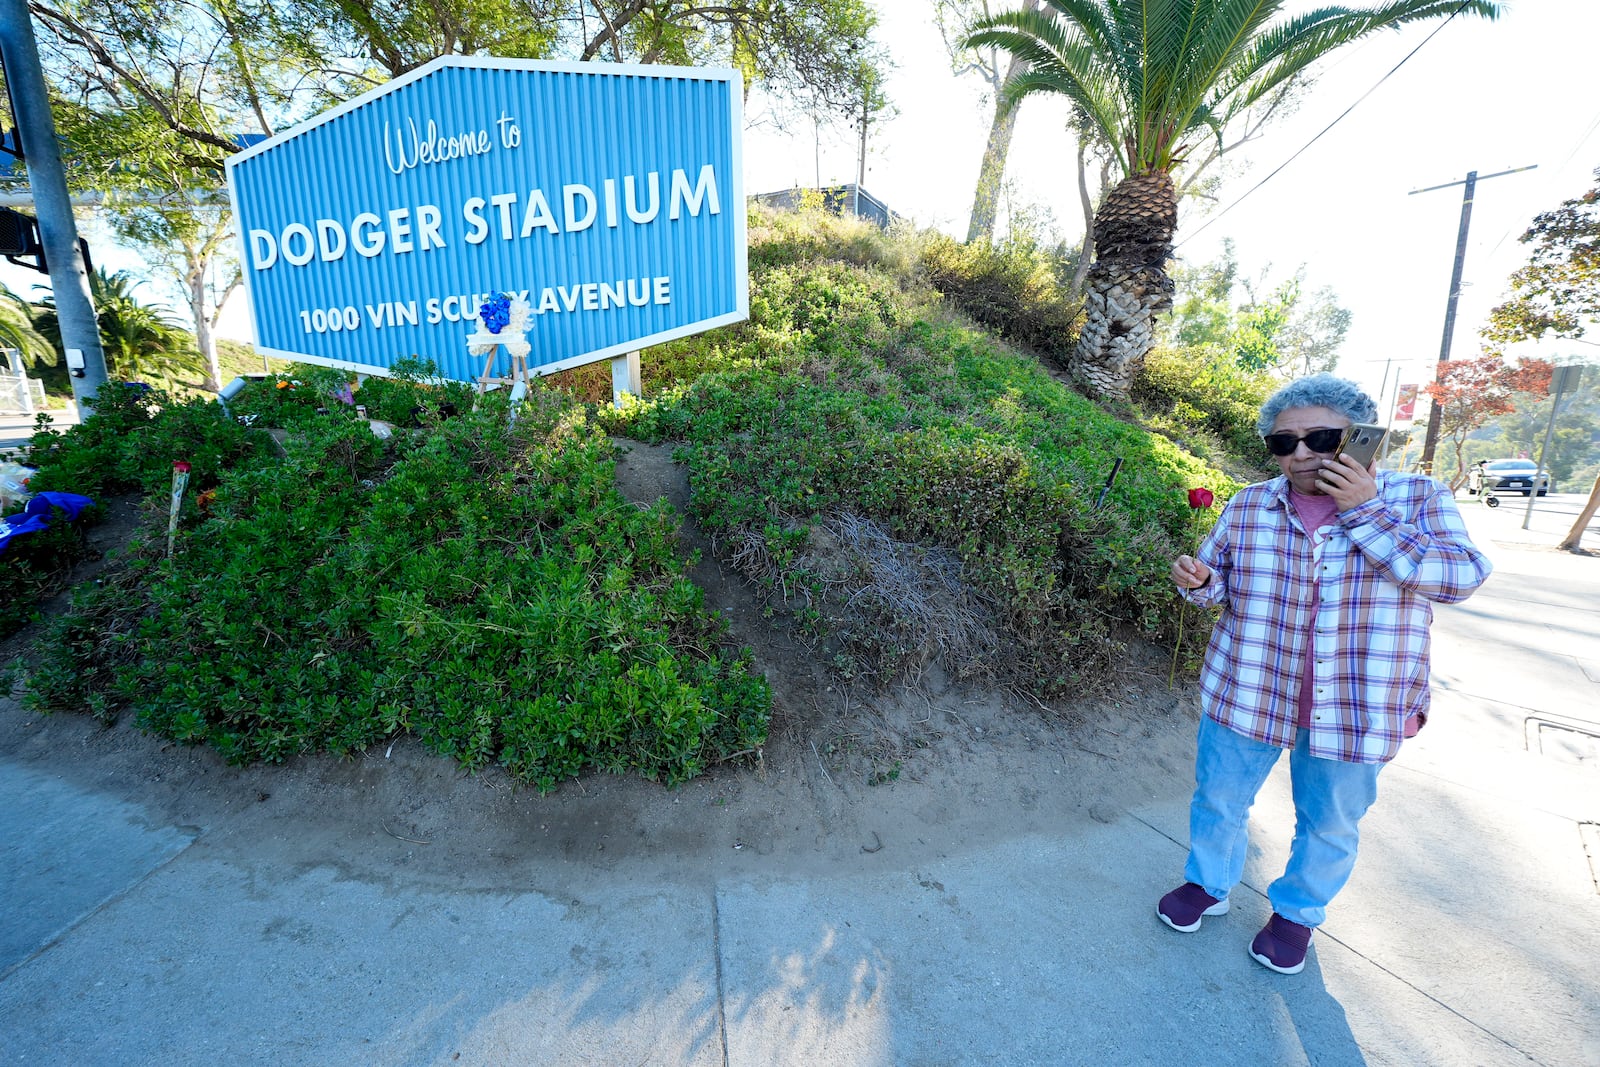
[{"xmin": 1524, "ymin": 716, "xmax": 1600, "ymax": 769}]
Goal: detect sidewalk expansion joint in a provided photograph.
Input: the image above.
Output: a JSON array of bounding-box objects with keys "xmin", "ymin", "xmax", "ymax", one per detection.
[
  {"xmin": 1129, "ymin": 811, "xmax": 1549, "ymax": 1065},
  {"xmin": 1581, "ymin": 824, "xmax": 1600, "ymax": 896},
  {"xmin": 712, "ymin": 889, "xmax": 730, "ymax": 1067},
  {"xmin": 1525, "ymin": 714, "xmax": 1600, "ymax": 769},
  {"xmin": 0, "ymin": 828, "xmax": 201, "ymax": 985}
]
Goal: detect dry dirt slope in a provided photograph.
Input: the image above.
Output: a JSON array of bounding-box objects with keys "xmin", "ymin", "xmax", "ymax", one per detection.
[{"xmin": 0, "ymin": 442, "xmax": 1201, "ymax": 893}]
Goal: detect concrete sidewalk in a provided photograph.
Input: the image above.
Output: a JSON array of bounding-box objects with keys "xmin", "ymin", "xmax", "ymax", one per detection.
[{"xmin": 2, "ymin": 494, "xmax": 1597, "ymax": 1065}]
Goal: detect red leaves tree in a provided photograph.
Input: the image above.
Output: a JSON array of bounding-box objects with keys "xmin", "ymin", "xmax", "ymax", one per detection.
[{"xmin": 1425, "ymin": 356, "xmax": 1554, "ymax": 487}]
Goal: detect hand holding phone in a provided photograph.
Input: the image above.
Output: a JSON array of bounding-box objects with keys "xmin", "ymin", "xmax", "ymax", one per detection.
[
  {"xmin": 1318, "ymin": 425, "xmax": 1383, "ymax": 509},
  {"xmin": 1336, "ymin": 423, "xmax": 1388, "ymax": 469}
]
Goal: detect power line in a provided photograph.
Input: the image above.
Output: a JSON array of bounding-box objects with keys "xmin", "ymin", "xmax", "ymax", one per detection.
[
  {"xmin": 1177, "ymin": 0, "xmax": 1476, "ymax": 249},
  {"xmin": 1483, "ymin": 105, "xmax": 1600, "ymax": 260},
  {"xmin": 1554, "ymin": 106, "xmax": 1600, "ymax": 174}
]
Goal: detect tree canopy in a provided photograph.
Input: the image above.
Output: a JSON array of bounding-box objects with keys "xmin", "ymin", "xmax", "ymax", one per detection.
[
  {"xmin": 965, "ymin": 0, "xmax": 1502, "ymax": 181},
  {"xmin": 32, "ymin": 268, "xmax": 199, "ymax": 384},
  {"xmin": 21, "ymin": 0, "xmax": 888, "ymax": 393},
  {"xmin": 1483, "ymin": 168, "xmax": 1600, "ymax": 355},
  {"xmin": 28, "ymin": 0, "xmax": 888, "ymax": 156},
  {"xmin": 1162, "ymin": 241, "xmax": 1349, "ymax": 376},
  {"xmin": 961, "ymin": 0, "xmax": 1502, "ymax": 400},
  {"xmin": 0, "ymin": 283, "xmax": 58, "ymax": 372}
]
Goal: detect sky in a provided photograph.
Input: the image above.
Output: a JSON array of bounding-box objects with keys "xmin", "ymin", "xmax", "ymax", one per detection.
[
  {"xmin": 10, "ymin": 0, "xmax": 1599, "ymax": 415},
  {"xmin": 741, "ymin": 0, "xmax": 1600, "ymax": 411}
]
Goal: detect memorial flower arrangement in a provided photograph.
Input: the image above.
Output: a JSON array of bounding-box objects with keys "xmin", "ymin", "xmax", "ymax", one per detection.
[{"xmin": 468, "ymin": 291, "xmax": 533, "ymax": 359}]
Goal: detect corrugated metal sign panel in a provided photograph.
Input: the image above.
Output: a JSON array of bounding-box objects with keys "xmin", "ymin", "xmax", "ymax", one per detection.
[{"xmin": 226, "ymin": 57, "xmax": 746, "ymax": 383}]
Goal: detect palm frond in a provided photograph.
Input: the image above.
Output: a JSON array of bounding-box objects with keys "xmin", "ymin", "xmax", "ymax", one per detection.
[
  {"xmin": 967, "ymin": 0, "xmax": 1502, "ymax": 182},
  {"xmin": 0, "ymin": 283, "xmax": 58, "ymax": 369},
  {"xmin": 1181, "ymin": 1, "xmax": 1284, "ymax": 104},
  {"xmin": 1040, "ymin": 0, "xmax": 1122, "ymax": 58},
  {"xmin": 1220, "ymin": 1, "xmax": 1503, "ymax": 114},
  {"xmin": 967, "ymin": 9, "xmax": 1132, "ymax": 171}
]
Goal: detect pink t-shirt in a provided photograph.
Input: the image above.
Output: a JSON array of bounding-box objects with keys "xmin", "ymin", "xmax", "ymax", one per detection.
[
  {"xmin": 1288, "ymin": 488, "xmax": 1423, "ymax": 740},
  {"xmin": 1290, "ymin": 490, "xmax": 1341, "ymax": 730}
]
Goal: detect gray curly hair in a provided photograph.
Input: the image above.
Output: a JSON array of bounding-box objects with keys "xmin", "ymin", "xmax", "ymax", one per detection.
[{"xmin": 1256, "ymin": 373, "xmax": 1378, "ymax": 437}]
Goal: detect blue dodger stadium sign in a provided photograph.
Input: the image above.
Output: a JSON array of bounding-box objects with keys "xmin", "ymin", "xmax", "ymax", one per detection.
[{"xmin": 227, "ymin": 57, "xmax": 747, "ymax": 383}]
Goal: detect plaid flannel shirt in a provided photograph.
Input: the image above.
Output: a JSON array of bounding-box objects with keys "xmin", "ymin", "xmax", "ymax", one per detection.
[{"xmin": 1183, "ymin": 471, "xmax": 1491, "ymax": 764}]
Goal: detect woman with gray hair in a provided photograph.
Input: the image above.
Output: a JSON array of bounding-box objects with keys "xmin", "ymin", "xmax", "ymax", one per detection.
[{"xmin": 1157, "ymin": 373, "xmax": 1491, "ymax": 974}]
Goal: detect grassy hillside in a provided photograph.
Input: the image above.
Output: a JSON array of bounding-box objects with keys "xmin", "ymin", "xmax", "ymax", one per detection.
[{"xmin": 3, "ymin": 205, "xmax": 1252, "ymax": 789}]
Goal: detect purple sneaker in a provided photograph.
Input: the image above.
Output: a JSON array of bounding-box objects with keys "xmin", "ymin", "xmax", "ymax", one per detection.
[
  {"xmin": 1157, "ymin": 882, "xmax": 1229, "ymax": 932},
  {"xmin": 1250, "ymin": 913, "xmax": 1313, "ymax": 974}
]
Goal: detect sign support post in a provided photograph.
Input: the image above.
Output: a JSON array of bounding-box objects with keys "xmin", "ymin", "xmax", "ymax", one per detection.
[{"xmin": 611, "ymin": 351, "xmax": 641, "ymax": 409}]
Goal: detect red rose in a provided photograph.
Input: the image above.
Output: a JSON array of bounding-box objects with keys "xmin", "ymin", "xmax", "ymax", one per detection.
[
  {"xmin": 173, "ymin": 461, "xmax": 191, "ymax": 474},
  {"xmin": 1187, "ymin": 487, "xmax": 1214, "ymax": 509}
]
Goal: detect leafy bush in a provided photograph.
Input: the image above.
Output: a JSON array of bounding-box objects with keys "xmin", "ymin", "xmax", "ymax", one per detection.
[
  {"xmin": 12, "ymin": 204, "xmax": 1263, "ymax": 783},
  {"xmin": 20, "ymin": 392, "xmax": 769, "ymax": 788},
  {"xmin": 347, "ymin": 357, "xmax": 474, "ymax": 426},
  {"xmin": 596, "ymin": 207, "xmax": 1242, "ymax": 692},
  {"xmin": 917, "ymin": 231, "xmax": 1082, "ymax": 366},
  {"xmin": 0, "ymin": 500, "xmax": 98, "ymax": 639},
  {"xmin": 611, "ymin": 289, "xmax": 1233, "ymax": 692},
  {"xmin": 1133, "ymin": 344, "xmax": 1276, "ymax": 472},
  {"xmin": 23, "ymin": 383, "xmax": 263, "ymax": 498}
]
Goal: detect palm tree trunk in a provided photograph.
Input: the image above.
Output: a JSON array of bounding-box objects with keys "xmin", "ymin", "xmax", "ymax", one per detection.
[{"xmin": 1072, "ymin": 172, "xmax": 1177, "ymax": 400}]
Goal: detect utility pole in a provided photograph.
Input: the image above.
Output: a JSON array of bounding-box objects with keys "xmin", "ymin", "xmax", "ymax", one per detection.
[
  {"xmin": 1410, "ymin": 165, "xmax": 1537, "ymax": 475},
  {"xmin": 0, "ymin": 0, "xmax": 108, "ymax": 413}
]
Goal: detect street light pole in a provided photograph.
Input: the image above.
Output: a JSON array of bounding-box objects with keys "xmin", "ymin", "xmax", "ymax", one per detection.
[
  {"xmin": 1410, "ymin": 164, "xmax": 1537, "ymax": 476},
  {"xmin": 0, "ymin": 0, "xmax": 109, "ymax": 412}
]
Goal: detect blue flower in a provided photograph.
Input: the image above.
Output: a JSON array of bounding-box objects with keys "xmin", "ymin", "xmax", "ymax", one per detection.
[{"xmin": 479, "ymin": 292, "xmax": 512, "ymax": 334}]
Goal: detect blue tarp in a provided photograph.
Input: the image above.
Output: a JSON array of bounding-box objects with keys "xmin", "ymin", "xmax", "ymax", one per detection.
[{"xmin": 0, "ymin": 492, "xmax": 95, "ymax": 555}]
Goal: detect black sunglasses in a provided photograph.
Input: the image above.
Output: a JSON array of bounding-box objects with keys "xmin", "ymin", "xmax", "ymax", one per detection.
[{"xmin": 1262, "ymin": 428, "xmax": 1345, "ymax": 457}]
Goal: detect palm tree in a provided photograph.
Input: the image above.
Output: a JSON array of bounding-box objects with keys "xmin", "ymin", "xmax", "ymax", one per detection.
[
  {"xmin": 33, "ymin": 268, "xmax": 199, "ymax": 385},
  {"xmin": 0, "ymin": 282, "xmax": 56, "ymax": 373},
  {"xmin": 966, "ymin": 0, "xmax": 1502, "ymax": 400}
]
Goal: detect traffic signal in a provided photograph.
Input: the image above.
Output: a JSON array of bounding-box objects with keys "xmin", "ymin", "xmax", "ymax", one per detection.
[
  {"xmin": 0, "ymin": 206, "xmax": 43, "ymax": 261},
  {"xmin": 0, "ymin": 206, "xmax": 38, "ymax": 254}
]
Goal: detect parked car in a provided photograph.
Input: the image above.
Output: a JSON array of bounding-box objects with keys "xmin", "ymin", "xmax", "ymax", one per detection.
[{"xmin": 1480, "ymin": 458, "xmax": 1551, "ymax": 496}]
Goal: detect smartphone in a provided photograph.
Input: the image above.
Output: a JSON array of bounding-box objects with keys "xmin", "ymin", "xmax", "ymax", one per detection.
[{"xmin": 1337, "ymin": 423, "xmax": 1388, "ymax": 468}]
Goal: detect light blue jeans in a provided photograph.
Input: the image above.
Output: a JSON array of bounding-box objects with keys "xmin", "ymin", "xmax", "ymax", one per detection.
[{"xmin": 1183, "ymin": 714, "xmax": 1383, "ymax": 928}]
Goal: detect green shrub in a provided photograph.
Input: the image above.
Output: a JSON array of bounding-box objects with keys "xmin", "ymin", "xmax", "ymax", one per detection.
[
  {"xmin": 348, "ymin": 357, "xmax": 475, "ymax": 426},
  {"xmin": 23, "ymin": 383, "xmax": 263, "ymax": 499},
  {"xmin": 0, "ymin": 499, "xmax": 99, "ymax": 639},
  {"xmin": 20, "ymin": 392, "xmax": 769, "ymax": 789},
  {"xmin": 918, "ymin": 231, "xmax": 1082, "ymax": 366},
  {"xmin": 1133, "ymin": 344, "xmax": 1276, "ymax": 469},
  {"xmin": 14, "ymin": 206, "xmax": 1266, "ymax": 780},
  {"xmin": 594, "ymin": 214, "xmax": 1243, "ymax": 691},
  {"xmin": 616, "ymin": 307, "xmax": 1235, "ymax": 692}
]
